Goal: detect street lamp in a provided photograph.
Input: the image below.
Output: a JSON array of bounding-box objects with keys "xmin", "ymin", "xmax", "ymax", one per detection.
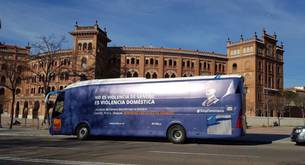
[{"xmin": 266, "ymin": 99, "xmax": 270, "ymax": 127}]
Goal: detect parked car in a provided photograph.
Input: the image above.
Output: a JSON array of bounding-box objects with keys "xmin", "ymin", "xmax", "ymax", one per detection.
[{"xmin": 291, "ymin": 126, "xmax": 305, "ymax": 145}]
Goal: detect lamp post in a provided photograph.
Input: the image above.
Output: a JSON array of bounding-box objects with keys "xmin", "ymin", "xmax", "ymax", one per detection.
[
  {"xmin": 267, "ymin": 99, "xmax": 270, "ymax": 127},
  {"xmin": 0, "ymin": 86, "xmax": 3, "ymax": 128},
  {"xmin": 0, "ymin": 105, "xmax": 2, "ymax": 128},
  {"xmin": 264, "ymin": 87, "xmax": 272, "ymax": 127}
]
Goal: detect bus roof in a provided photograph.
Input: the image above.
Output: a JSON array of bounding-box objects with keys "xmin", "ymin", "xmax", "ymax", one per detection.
[{"xmin": 65, "ymin": 74, "xmax": 242, "ymax": 90}]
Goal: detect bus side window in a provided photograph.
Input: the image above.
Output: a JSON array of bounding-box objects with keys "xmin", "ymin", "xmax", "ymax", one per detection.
[
  {"xmin": 53, "ymin": 94, "xmax": 64, "ymax": 118},
  {"xmin": 55, "ymin": 101, "xmax": 64, "ymax": 113}
]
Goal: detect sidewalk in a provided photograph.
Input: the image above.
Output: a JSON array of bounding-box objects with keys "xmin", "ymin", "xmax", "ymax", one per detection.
[
  {"xmin": 0, "ymin": 115, "xmax": 49, "ymax": 129},
  {"xmin": 0, "ymin": 127, "xmax": 49, "ymax": 137},
  {"xmin": 0, "ymin": 116, "xmax": 50, "ymax": 137}
]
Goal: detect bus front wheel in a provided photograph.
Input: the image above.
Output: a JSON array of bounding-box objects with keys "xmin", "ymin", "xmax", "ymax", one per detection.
[
  {"xmin": 167, "ymin": 124, "xmax": 186, "ymax": 144},
  {"xmin": 76, "ymin": 124, "xmax": 90, "ymax": 140}
]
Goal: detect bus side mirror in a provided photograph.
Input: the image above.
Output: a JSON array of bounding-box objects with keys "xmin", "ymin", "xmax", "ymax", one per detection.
[{"xmin": 243, "ymin": 87, "xmax": 248, "ymax": 94}]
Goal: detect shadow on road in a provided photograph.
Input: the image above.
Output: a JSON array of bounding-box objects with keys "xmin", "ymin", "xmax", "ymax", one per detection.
[
  {"xmin": 0, "ymin": 133, "xmax": 290, "ymax": 147},
  {"xmin": 193, "ymin": 133, "xmax": 290, "ymax": 145}
]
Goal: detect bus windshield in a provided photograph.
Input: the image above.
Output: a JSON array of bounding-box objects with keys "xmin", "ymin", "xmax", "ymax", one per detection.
[{"xmin": 52, "ymin": 93, "xmax": 64, "ymax": 118}]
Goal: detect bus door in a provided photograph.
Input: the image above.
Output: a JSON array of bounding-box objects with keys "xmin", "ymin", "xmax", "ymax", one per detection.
[{"xmin": 51, "ymin": 92, "xmax": 71, "ymax": 135}]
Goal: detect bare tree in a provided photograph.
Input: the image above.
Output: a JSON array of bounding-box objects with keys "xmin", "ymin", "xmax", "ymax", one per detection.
[
  {"xmin": 294, "ymin": 93, "xmax": 305, "ymax": 124},
  {"xmin": 69, "ymin": 57, "xmax": 95, "ymax": 81},
  {"xmin": 283, "ymin": 90, "xmax": 297, "ymax": 117},
  {"xmin": 0, "ymin": 56, "xmax": 26, "ymax": 129},
  {"xmin": 29, "ymin": 35, "xmax": 66, "ymax": 126}
]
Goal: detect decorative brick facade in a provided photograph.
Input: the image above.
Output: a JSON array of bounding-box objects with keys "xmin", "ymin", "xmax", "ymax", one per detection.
[{"xmin": 0, "ymin": 23, "xmax": 284, "ymax": 119}]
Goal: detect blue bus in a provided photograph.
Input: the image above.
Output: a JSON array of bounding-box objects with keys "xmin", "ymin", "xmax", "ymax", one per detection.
[{"xmin": 46, "ymin": 75, "xmax": 245, "ymax": 143}]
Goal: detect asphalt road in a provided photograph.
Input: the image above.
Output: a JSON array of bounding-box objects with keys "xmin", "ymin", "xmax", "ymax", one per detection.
[{"xmin": 0, "ymin": 134, "xmax": 304, "ymax": 165}]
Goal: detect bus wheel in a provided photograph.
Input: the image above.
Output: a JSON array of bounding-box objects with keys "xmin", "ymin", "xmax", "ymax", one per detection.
[
  {"xmin": 76, "ymin": 124, "xmax": 90, "ymax": 140},
  {"xmin": 167, "ymin": 125, "xmax": 186, "ymax": 144}
]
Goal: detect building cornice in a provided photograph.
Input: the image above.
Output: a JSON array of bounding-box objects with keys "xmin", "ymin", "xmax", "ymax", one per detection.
[{"xmin": 109, "ymin": 46, "xmax": 227, "ymax": 60}]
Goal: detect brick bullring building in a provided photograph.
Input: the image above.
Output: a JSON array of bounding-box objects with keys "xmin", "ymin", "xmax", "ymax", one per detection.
[{"xmin": 0, "ymin": 23, "xmax": 284, "ymax": 120}]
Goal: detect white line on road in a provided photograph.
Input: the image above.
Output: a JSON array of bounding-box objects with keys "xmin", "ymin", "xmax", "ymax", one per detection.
[
  {"xmin": 149, "ymin": 151, "xmax": 260, "ymax": 159},
  {"xmin": 0, "ymin": 156, "xmax": 137, "ymax": 165}
]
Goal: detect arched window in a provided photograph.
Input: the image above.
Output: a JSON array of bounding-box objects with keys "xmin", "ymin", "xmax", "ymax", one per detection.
[
  {"xmin": 78, "ymin": 43, "xmax": 82, "ymax": 50},
  {"xmin": 15, "ymin": 102, "xmax": 20, "ymax": 118},
  {"xmin": 189, "ymin": 74, "xmax": 193, "ymax": 77},
  {"xmin": 171, "ymin": 73, "xmax": 176, "ymax": 78},
  {"xmin": 126, "ymin": 59, "xmax": 130, "ymax": 64},
  {"xmin": 52, "ymin": 74, "xmax": 56, "ymax": 81},
  {"xmin": 145, "ymin": 72, "xmax": 151, "ymax": 79},
  {"xmin": 183, "ymin": 74, "xmax": 187, "ymax": 77},
  {"xmin": 126, "ymin": 71, "xmax": 132, "ymax": 78},
  {"xmin": 83, "ymin": 43, "xmax": 87, "ymax": 51},
  {"xmin": 32, "ymin": 76, "xmax": 36, "ymax": 83},
  {"xmin": 52, "ymin": 86, "xmax": 55, "ymax": 91},
  {"xmin": 187, "ymin": 61, "xmax": 190, "ymax": 67},
  {"xmin": 0, "ymin": 88, "xmax": 4, "ymax": 95},
  {"xmin": 63, "ymin": 59, "xmax": 67, "ymax": 65},
  {"xmin": 1, "ymin": 76, "xmax": 5, "ymax": 84},
  {"xmin": 169, "ymin": 59, "xmax": 172, "ymax": 66},
  {"xmin": 88, "ymin": 43, "xmax": 93, "ymax": 51},
  {"xmin": 47, "ymin": 86, "xmax": 51, "ymax": 93},
  {"xmin": 173, "ymin": 61, "xmax": 177, "ymax": 66},
  {"xmin": 133, "ymin": 72, "xmax": 138, "ymax": 77},
  {"xmin": 0, "ymin": 104, "xmax": 3, "ymax": 115},
  {"xmin": 155, "ymin": 60, "xmax": 158, "ymax": 65},
  {"xmin": 60, "ymin": 86, "xmax": 63, "ymax": 90},
  {"xmin": 17, "ymin": 66, "xmax": 22, "ymax": 73},
  {"xmin": 131, "ymin": 58, "xmax": 135, "ymax": 64},
  {"xmin": 232, "ymin": 63, "xmax": 237, "ymax": 72},
  {"xmin": 164, "ymin": 73, "xmax": 169, "ymax": 78},
  {"xmin": 2, "ymin": 64, "xmax": 7, "ymax": 70},
  {"xmin": 60, "ymin": 72, "xmax": 65, "ymax": 80},
  {"xmin": 152, "ymin": 72, "xmax": 157, "ymax": 79},
  {"xmin": 150, "ymin": 58, "xmax": 154, "ymax": 65},
  {"xmin": 22, "ymin": 101, "xmax": 29, "ymax": 119},
  {"xmin": 64, "ymin": 72, "xmax": 69, "ymax": 80},
  {"xmin": 81, "ymin": 57, "xmax": 87, "ymax": 69},
  {"xmin": 16, "ymin": 77, "xmax": 21, "ymax": 85},
  {"xmin": 67, "ymin": 58, "xmax": 71, "ymax": 65},
  {"xmin": 32, "ymin": 101, "xmax": 40, "ymax": 119}
]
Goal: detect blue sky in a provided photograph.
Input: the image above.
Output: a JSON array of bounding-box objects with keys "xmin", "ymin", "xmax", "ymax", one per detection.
[{"xmin": 1, "ymin": 0, "xmax": 305, "ymax": 87}]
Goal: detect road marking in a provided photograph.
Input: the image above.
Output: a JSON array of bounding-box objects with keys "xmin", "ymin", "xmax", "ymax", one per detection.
[
  {"xmin": 0, "ymin": 156, "xmax": 137, "ymax": 165},
  {"xmin": 149, "ymin": 151, "xmax": 260, "ymax": 159}
]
